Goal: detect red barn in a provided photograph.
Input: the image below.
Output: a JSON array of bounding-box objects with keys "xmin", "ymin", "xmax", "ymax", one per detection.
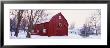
[{"xmin": 31, "ymin": 12, "xmax": 68, "ymax": 37}]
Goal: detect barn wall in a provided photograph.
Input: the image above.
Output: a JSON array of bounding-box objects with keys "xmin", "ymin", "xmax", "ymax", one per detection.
[
  {"xmin": 33, "ymin": 12, "xmax": 68, "ymax": 36},
  {"xmin": 48, "ymin": 12, "xmax": 68, "ymax": 36}
]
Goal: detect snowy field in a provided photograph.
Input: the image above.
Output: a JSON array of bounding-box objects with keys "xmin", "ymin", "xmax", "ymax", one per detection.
[{"xmin": 10, "ymin": 29, "xmax": 101, "ymax": 39}]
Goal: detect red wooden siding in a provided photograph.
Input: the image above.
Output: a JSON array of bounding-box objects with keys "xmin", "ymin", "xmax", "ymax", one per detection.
[{"xmin": 31, "ymin": 12, "xmax": 68, "ymax": 37}]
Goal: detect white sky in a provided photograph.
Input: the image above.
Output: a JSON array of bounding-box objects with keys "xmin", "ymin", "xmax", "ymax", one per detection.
[{"xmin": 46, "ymin": 10, "xmax": 98, "ymax": 28}]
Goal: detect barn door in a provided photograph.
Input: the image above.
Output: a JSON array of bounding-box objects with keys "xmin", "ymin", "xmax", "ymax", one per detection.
[{"xmin": 56, "ymin": 23, "xmax": 62, "ymax": 35}]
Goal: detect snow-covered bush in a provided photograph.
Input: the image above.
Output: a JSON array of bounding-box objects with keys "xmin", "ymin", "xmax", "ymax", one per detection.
[{"xmin": 79, "ymin": 24, "xmax": 95, "ymax": 37}]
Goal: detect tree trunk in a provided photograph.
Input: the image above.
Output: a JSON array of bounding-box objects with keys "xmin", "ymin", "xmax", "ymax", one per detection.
[
  {"xmin": 14, "ymin": 10, "xmax": 23, "ymax": 37},
  {"xmin": 26, "ymin": 13, "xmax": 32, "ymax": 38},
  {"xmin": 95, "ymin": 24, "xmax": 98, "ymax": 35},
  {"xmin": 96, "ymin": 30, "xmax": 98, "ymax": 35},
  {"xmin": 26, "ymin": 31, "xmax": 31, "ymax": 38},
  {"xmin": 26, "ymin": 24, "xmax": 31, "ymax": 38},
  {"xmin": 14, "ymin": 23, "xmax": 19, "ymax": 37}
]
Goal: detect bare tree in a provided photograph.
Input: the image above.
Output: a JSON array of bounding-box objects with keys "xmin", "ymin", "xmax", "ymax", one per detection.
[
  {"xmin": 14, "ymin": 10, "xmax": 24, "ymax": 37},
  {"xmin": 26, "ymin": 9, "xmax": 48, "ymax": 38},
  {"xmin": 80, "ymin": 9, "xmax": 101, "ymax": 37},
  {"xmin": 69, "ymin": 23, "xmax": 75, "ymax": 30},
  {"xmin": 10, "ymin": 9, "xmax": 48, "ymax": 38},
  {"xmin": 86, "ymin": 9, "xmax": 101, "ymax": 35}
]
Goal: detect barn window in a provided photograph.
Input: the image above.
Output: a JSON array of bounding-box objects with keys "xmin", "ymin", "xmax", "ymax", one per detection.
[
  {"xmin": 59, "ymin": 16, "xmax": 61, "ymax": 19},
  {"xmin": 57, "ymin": 23, "xmax": 62, "ymax": 28},
  {"xmin": 43, "ymin": 29, "xmax": 46, "ymax": 33},
  {"xmin": 37, "ymin": 30, "xmax": 39, "ymax": 32}
]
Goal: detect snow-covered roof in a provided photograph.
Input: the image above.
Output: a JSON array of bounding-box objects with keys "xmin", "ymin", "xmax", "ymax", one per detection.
[{"xmin": 35, "ymin": 11, "xmax": 61, "ymax": 24}]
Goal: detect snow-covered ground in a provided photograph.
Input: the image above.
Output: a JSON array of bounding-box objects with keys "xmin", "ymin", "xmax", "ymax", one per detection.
[
  {"xmin": 10, "ymin": 30, "xmax": 27, "ymax": 39},
  {"xmin": 10, "ymin": 29, "xmax": 101, "ymax": 39}
]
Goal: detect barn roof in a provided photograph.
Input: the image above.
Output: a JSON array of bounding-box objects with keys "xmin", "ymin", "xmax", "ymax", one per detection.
[{"xmin": 35, "ymin": 12, "xmax": 61, "ymax": 24}]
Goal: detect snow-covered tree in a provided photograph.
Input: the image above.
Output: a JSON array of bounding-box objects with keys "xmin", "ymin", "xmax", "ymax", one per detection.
[
  {"xmin": 80, "ymin": 9, "xmax": 101, "ymax": 37},
  {"xmin": 69, "ymin": 23, "xmax": 75, "ymax": 30},
  {"xmin": 14, "ymin": 10, "xmax": 24, "ymax": 37},
  {"xmin": 80, "ymin": 24, "xmax": 92, "ymax": 37},
  {"xmin": 10, "ymin": 9, "xmax": 54, "ymax": 38},
  {"xmin": 87, "ymin": 9, "xmax": 101, "ymax": 35},
  {"xmin": 25, "ymin": 9, "xmax": 48, "ymax": 38}
]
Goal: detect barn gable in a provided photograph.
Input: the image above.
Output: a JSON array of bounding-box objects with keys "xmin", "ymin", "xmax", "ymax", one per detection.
[{"xmin": 51, "ymin": 12, "xmax": 68, "ymax": 23}]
